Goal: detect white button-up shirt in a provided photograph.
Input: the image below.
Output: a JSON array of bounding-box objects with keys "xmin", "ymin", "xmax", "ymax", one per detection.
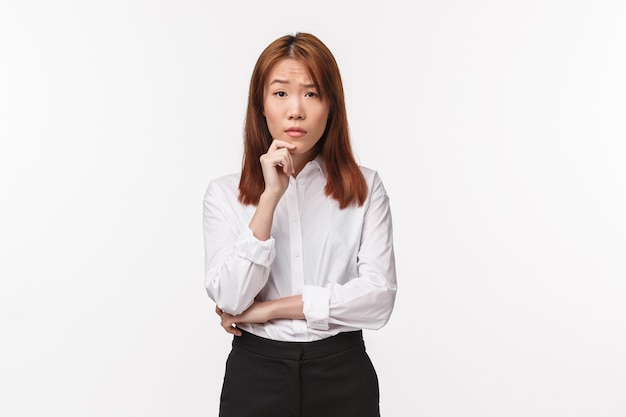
[{"xmin": 203, "ymin": 156, "xmax": 397, "ymax": 342}]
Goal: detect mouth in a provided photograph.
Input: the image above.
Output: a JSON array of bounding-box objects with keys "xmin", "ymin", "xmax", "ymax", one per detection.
[{"xmin": 285, "ymin": 127, "xmax": 307, "ymax": 138}]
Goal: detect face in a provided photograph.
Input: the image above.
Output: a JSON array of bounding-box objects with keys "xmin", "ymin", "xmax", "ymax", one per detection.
[{"xmin": 263, "ymin": 59, "xmax": 330, "ymax": 162}]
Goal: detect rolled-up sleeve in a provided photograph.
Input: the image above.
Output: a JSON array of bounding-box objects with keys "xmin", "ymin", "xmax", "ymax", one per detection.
[{"xmin": 302, "ymin": 285, "xmax": 330, "ymax": 330}]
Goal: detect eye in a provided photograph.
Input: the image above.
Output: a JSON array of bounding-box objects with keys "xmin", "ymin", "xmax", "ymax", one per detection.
[
  {"xmin": 275, "ymin": 91, "xmax": 287, "ymax": 97},
  {"xmin": 304, "ymin": 91, "xmax": 318, "ymax": 98}
]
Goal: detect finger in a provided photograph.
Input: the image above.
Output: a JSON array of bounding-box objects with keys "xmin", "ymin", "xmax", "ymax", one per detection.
[
  {"xmin": 221, "ymin": 315, "xmax": 236, "ymax": 330},
  {"xmin": 269, "ymin": 139, "xmax": 296, "ymax": 151},
  {"xmin": 286, "ymin": 153, "xmax": 295, "ymax": 175},
  {"xmin": 276, "ymin": 159, "xmax": 293, "ymax": 175},
  {"xmin": 275, "ymin": 152, "xmax": 294, "ymax": 175},
  {"xmin": 265, "ymin": 153, "xmax": 293, "ymax": 176},
  {"xmin": 221, "ymin": 320, "xmax": 242, "ymax": 337}
]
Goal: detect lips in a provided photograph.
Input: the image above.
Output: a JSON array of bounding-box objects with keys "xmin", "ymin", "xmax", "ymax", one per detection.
[{"xmin": 285, "ymin": 127, "xmax": 307, "ymax": 138}]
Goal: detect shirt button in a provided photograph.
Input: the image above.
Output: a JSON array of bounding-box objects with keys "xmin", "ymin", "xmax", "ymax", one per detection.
[{"xmin": 294, "ymin": 252, "xmax": 301, "ymax": 258}]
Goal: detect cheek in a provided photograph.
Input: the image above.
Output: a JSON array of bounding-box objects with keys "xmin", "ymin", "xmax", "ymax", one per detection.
[
  {"xmin": 317, "ymin": 111, "xmax": 330, "ymax": 130},
  {"xmin": 264, "ymin": 114, "xmax": 282, "ymax": 137},
  {"xmin": 264, "ymin": 104, "xmax": 281, "ymax": 123},
  {"xmin": 263, "ymin": 109, "xmax": 276, "ymax": 126}
]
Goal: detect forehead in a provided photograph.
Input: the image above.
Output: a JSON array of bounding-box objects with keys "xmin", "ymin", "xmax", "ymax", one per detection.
[{"xmin": 266, "ymin": 58, "xmax": 313, "ymax": 84}]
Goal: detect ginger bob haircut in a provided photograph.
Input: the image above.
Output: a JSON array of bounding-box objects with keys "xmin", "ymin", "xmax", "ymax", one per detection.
[{"xmin": 238, "ymin": 32, "xmax": 367, "ymax": 209}]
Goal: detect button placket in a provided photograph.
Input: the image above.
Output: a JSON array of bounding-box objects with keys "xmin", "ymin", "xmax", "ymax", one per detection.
[{"xmin": 286, "ymin": 178, "xmax": 306, "ymax": 334}]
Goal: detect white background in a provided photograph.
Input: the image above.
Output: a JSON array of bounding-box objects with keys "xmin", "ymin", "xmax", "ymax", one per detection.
[{"xmin": 1, "ymin": 1, "xmax": 625, "ymax": 416}]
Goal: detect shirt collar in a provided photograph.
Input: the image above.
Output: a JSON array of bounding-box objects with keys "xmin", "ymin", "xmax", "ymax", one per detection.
[{"xmin": 309, "ymin": 153, "xmax": 327, "ymax": 178}]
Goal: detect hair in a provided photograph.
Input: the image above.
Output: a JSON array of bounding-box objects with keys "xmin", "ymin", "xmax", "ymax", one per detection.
[{"xmin": 237, "ymin": 32, "xmax": 367, "ymax": 209}]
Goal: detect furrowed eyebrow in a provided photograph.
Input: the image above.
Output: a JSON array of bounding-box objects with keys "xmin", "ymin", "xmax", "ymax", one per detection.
[{"xmin": 268, "ymin": 79, "xmax": 317, "ymax": 89}]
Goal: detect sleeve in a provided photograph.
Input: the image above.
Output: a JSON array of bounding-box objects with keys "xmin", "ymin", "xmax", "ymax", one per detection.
[
  {"xmin": 302, "ymin": 171, "xmax": 397, "ymax": 331},
  {"xmin": 203, "ymin": 181, "xmax": 275, "ymax": 315}
]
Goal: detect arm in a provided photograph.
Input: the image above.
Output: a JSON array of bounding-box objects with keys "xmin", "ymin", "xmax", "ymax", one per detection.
[
  {"xmin": 303, "ymin": 172, "xmax": 397, "ymax": 330},
  {"xmin": 203, "ymin": 182, "xmax": 275, "ymax": 315},
  {"xmin": 204, "ymin": 140, "xmax": 297, "ymax": 315}
]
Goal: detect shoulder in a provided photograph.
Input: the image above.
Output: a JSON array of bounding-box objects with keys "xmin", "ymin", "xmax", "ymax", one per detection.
[
  {"xmin": 358, "ymin": 165, "xmax": 378, "ymax": 181},
  {"xmin": 358, "ymin": 165, "xmax": 389, "ymax": 200},
  {"xmin": 204, "ymin": 172, "xmax": 240, "ymax": 201},
  {"xmin": 358, "ymin": 165, "xmax": 386, "ymax": 188}
]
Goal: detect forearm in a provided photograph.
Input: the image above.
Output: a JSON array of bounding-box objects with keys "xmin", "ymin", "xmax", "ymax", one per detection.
[
  {"xmin": 241, "ymin": 295, "xmax": 305, "ymax": 323},
  {"xmin": 267, "ymin": 295, "xmax": 305, "ymax": 320},
  {"xmin": 218, "ymin": 295, "xmax": 304, "ymax": 336},
  {"xmin": 249, "ymin": 191, "xmax": 282, "ymax": 241}
]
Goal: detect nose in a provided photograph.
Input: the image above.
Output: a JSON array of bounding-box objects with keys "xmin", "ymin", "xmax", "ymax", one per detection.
[{"xmin": 288, "ymin": 98, "xmax": 304, "ymax": 120}]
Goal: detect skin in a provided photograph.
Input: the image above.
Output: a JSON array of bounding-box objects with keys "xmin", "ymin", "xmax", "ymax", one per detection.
[{"xmin": 217, "ymin": 58, "xmax": 330, "ymax": 336}]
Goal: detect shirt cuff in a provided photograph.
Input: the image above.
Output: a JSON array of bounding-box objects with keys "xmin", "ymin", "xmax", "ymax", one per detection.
[
  {"xmin": 302, "ymin": 285, "xmax": 330, "ymax": 330},
  {"xmin": 234, "ymin": 228, "xmax": 276, "ymax": 267}
]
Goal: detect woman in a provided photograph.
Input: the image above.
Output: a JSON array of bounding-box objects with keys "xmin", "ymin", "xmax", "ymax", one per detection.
[{"xmin": 203, "ymin": 32, "xmax": 397, "ymax": 417}]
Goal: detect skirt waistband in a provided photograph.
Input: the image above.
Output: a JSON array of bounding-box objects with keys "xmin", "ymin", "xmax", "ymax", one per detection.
[{"xmin": 232, "ymin": 329, "xmax": 364, "ymax": 361}]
